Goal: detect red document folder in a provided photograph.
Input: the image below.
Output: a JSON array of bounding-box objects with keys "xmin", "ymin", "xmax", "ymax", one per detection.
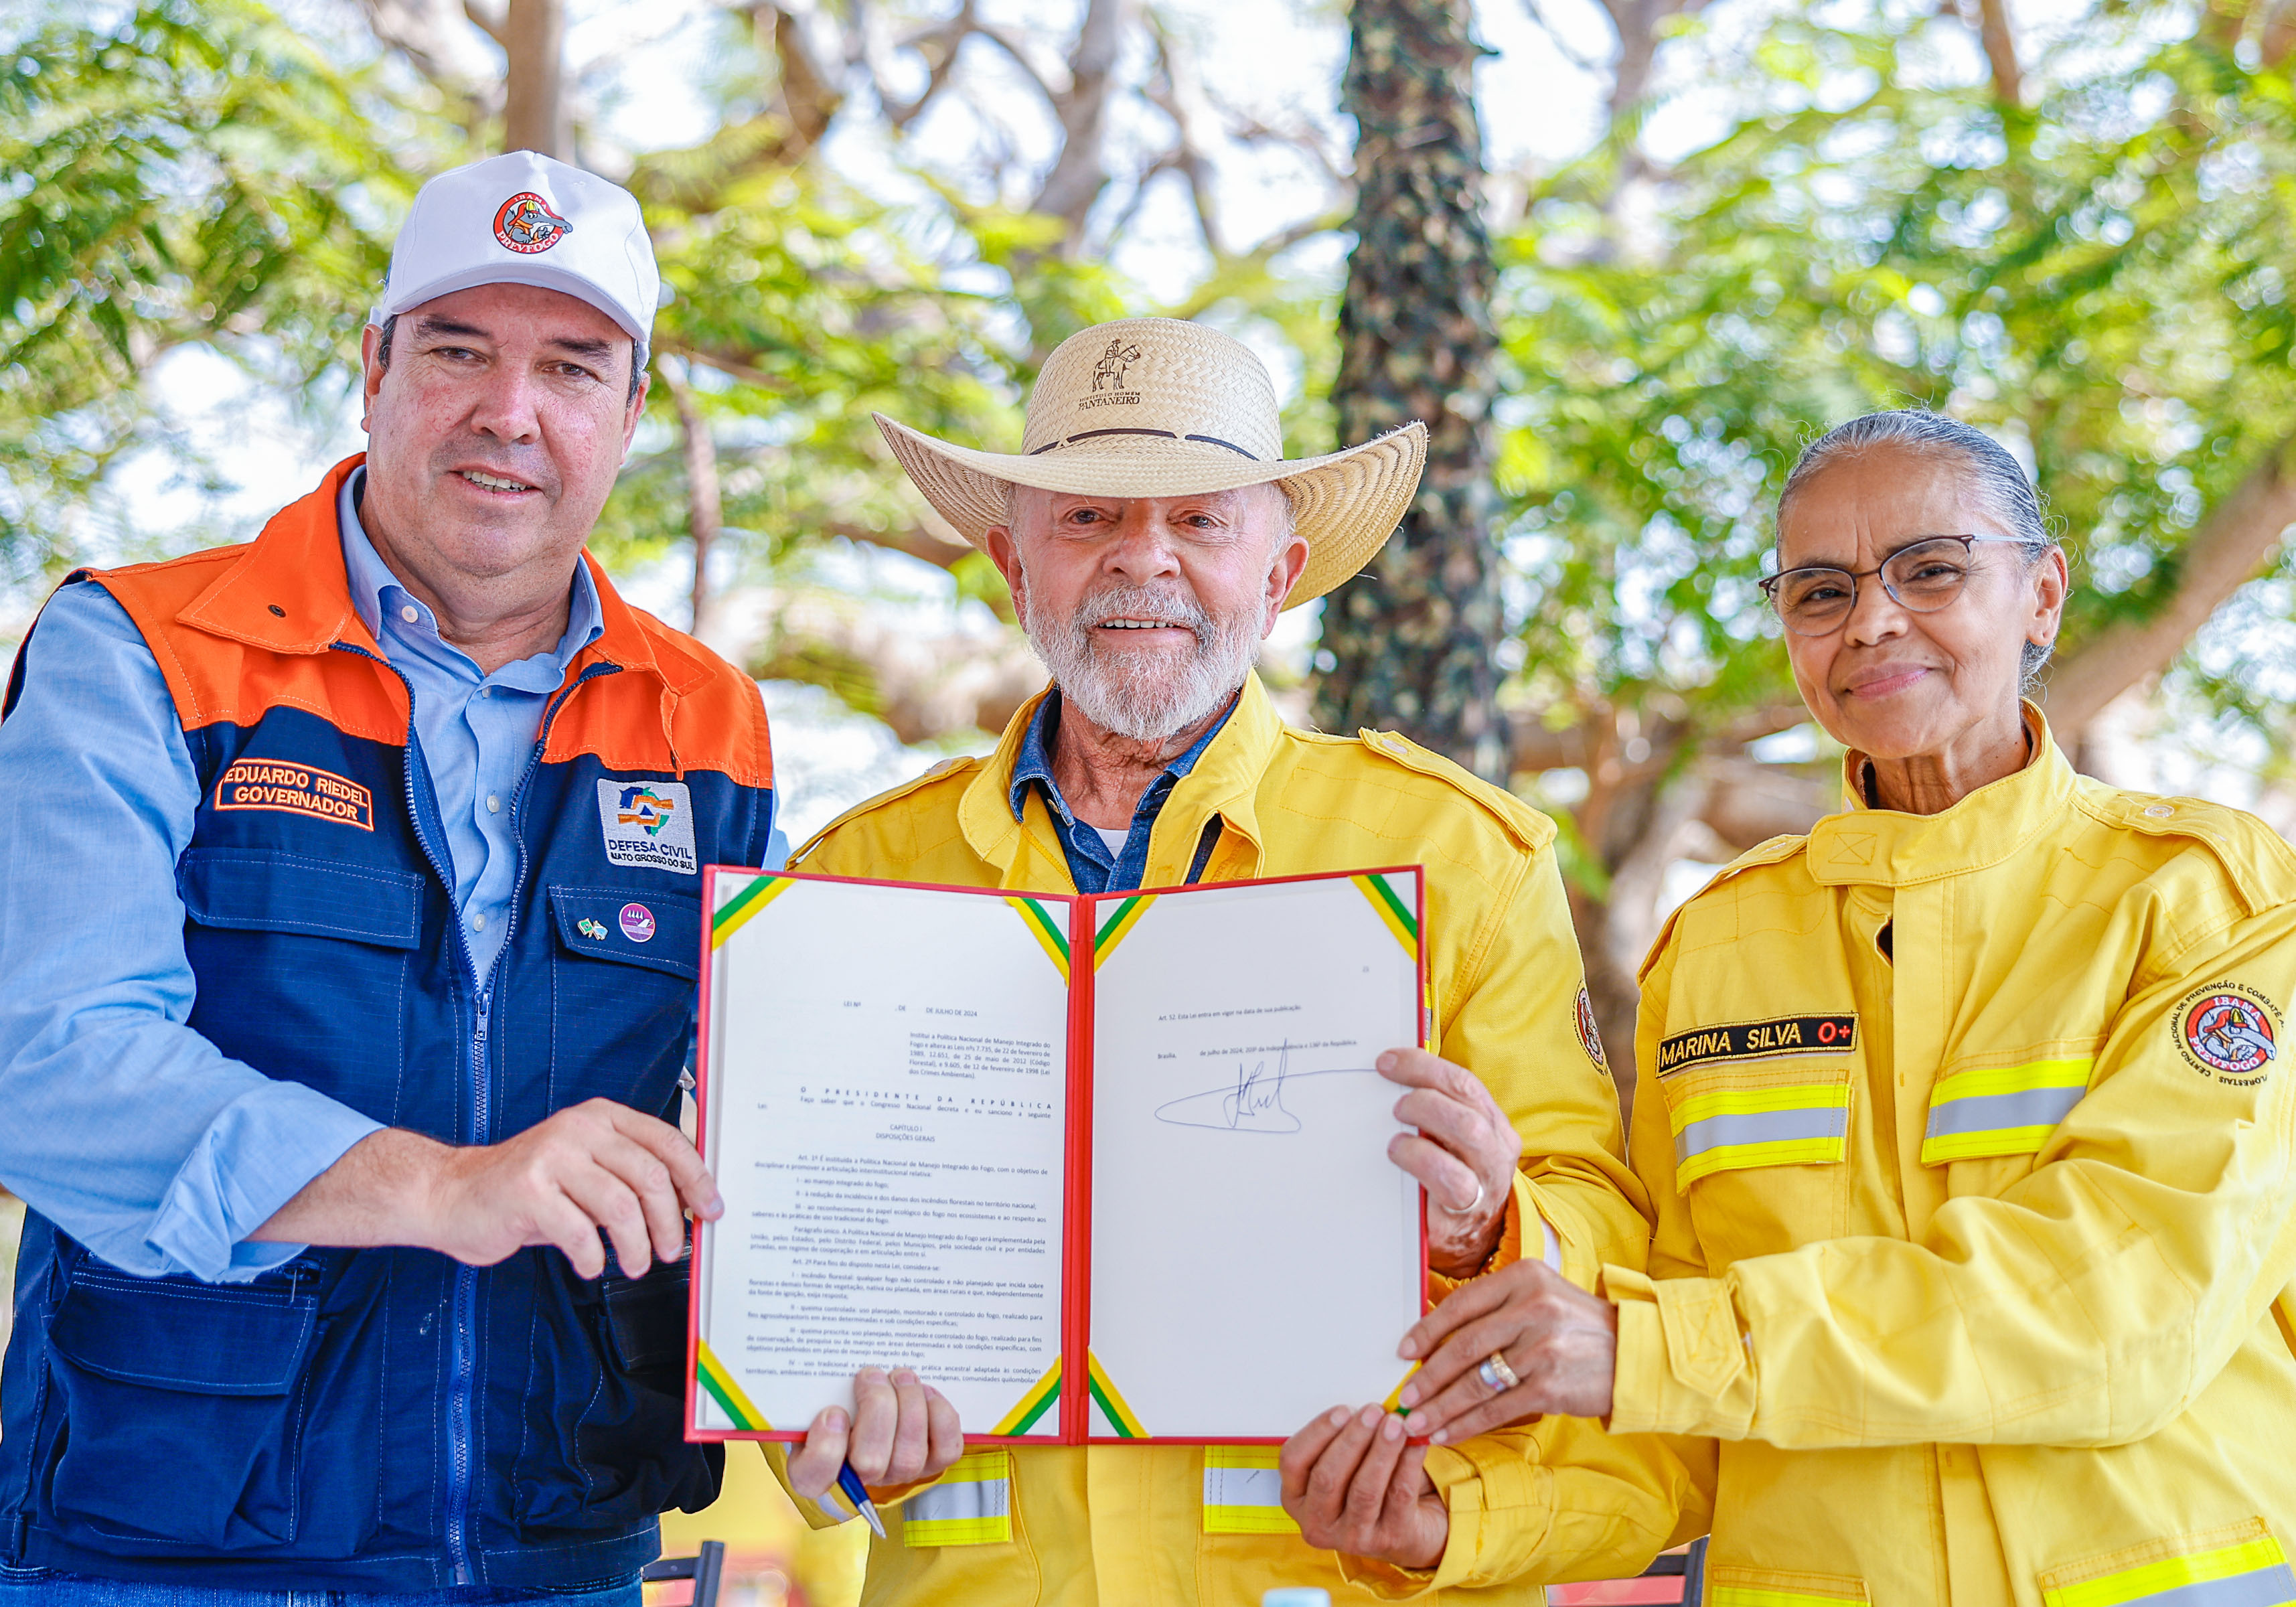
[{"xmin": 686, "ymin": 864, "xmax": 1430, "ymax": 1447}]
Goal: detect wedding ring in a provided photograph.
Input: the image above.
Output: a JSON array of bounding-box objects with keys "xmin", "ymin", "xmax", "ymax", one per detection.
[
  {"xmin": 1477, "ymin": 1352, "xmax": 1521, "ymax": 1394},
  {"xmin": 1436, "ymin": 1176, "xmax": 1486, "ymax": 1218}
]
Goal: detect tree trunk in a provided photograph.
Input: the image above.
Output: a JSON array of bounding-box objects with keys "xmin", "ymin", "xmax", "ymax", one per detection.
[
  {"xmin": 1972, "ymin": 0, "xmax": 2023, "ymax": 104},
  {"xmin": 502, "ymin": 0, "xmax": 567, "ymax": 159},
  {"xmin": 2045, "ymin": 427, "xmax": 2296, "ymax": 737},
  {"xmin": 1314, "ymin": 0, "xmax": 1505, "ymax": 779}
]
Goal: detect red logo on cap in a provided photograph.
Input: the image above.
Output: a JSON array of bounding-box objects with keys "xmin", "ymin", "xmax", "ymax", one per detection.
[{"xmin": 493, "ymin": 192, "xmax": 572, "ymax": 254}]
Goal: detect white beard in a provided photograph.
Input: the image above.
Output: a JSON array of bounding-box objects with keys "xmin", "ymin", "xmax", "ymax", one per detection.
[{"xmin": 1026, "ymin": 582, "xmax": 1265, "ymax": 741}]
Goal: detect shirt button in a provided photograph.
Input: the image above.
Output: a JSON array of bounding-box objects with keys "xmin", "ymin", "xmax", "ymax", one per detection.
[
  {"xmin": 400, "ymin": 604, "xmax": 420, "ymax": 624},
  {"xmin": 469, "ymin": 911, "xmax": 486, "ymax": 931},
  {"xmin": 2145, "ymin": 805, "xmax": 2173, "ymax": 818},
  {"xmin": 486, "ymin": 795, "xmax": 502, "ymax": 814}
]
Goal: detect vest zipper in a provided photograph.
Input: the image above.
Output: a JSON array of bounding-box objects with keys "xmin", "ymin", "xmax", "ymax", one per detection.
[{"xmin": 331, "ymin": 646, "xmax": 621, "ymax": 1584}]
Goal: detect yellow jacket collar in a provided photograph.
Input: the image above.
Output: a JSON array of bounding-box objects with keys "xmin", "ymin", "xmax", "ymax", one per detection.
[
  {"xmin": 1805, "ymin": 701, "xmax": 2074, "ymax": 887},
  {"xmin": 955, "ymin": 674, "xmax": 1283, "ymax": 882}
]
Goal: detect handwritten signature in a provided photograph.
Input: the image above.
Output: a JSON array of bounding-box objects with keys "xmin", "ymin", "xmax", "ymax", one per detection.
[{"xmin": 1152, "ymin": 1043, "xmax": 1375, "ymax": 1134}]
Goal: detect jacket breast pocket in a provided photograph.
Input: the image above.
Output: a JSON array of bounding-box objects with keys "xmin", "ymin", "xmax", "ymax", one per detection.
[
  {"xmin": 1659, "ymin": 1061, "xmax": 1855, "ymax": 1260},
  {"xmin": 179, "ymin": 848, "xmax": 419, "ymax": 1120},
  {"xmin": 546, "ymin": 885, "xmax": 701, "ymax": 1109},
  {"xmin": 44, "ymin": 1263, "xmax": 321, "ymax": 1551}
]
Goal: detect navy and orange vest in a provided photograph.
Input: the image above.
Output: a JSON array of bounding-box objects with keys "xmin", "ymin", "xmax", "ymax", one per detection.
[{"xmin": 0, "ymin": 457, "xmax": 773, "ymax": 1590}]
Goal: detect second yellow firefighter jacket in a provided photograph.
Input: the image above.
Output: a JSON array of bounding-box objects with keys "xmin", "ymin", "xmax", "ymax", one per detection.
[
  {"xmin": 1574, "ymin": 706, "xmax": 2296, "ymax": 1607},
  {"xmin": 761, "ymin": 675, "xmax": 1689, "ymax": 1607}
]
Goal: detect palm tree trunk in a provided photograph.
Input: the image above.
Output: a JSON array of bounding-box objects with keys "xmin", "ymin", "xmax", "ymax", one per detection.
[{"xmin": 1314, "ymin": 0, "xmax": 1505, "ymax": 779}]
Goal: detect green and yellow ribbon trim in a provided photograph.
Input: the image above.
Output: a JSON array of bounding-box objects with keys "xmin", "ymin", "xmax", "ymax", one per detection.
[
  {"xmin": 1086, "ymin": 1351, "xmax": 1147, "ymax": 1439},
  {"xmin": 1922, "ymin": 1056, "xmax": 2093, "ymax": 1165},
  {"xmin": 1353, "ymin": 873, "xmax": 1419, "ymax": 958},
  {"xmin": 1006, "ymin": 897, "xmax": 1071, "ymax": 983},
  {"xmin": 695, "ymin": 1338, "xmax": 771, "ymax": 1432},
  {"xmin": 711, "ymin": 872, "xmax": 795, "ymax": 947},
  {"xmin": 1093, "ymin": 895, "xmax": 1156, "ymax": 966},
  {"xmin": 988, "ymin": 1360, "xmax": 1063, "ymax": 1436},
  {"xmin": 1670, "ymin": 1081, "xmax": 1850, "ymax": 1189}
]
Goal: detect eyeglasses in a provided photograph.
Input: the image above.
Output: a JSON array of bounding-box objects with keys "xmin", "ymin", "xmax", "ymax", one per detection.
[{"xmin": 1758, "ymin": 534, "xmax": 2029, "ymax": 637}]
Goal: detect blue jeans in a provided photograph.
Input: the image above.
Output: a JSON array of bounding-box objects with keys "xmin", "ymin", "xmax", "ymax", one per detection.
[{"xmin": 0, "ymin": 1568, "xmax": 641, "ymax": 1607}]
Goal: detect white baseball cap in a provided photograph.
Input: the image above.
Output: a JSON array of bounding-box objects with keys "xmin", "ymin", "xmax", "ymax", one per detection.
[{"xmin": 377, "ymin": 151, "xmax": 660, "ymax": 366}]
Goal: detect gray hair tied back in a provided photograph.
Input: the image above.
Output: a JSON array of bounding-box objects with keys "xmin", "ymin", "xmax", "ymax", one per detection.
[{"xmin": 1779, "ymin": 408, "xmax": 2058, "ymax": 692}]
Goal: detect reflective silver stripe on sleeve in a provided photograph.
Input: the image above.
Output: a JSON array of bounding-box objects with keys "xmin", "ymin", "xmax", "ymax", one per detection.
[{"xmin": 1922, "ymin": 1083, "xmax": 2086, "ymax": 1140}]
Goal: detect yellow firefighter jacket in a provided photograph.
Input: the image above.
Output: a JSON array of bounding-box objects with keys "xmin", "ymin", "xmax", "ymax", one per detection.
[
  {"xmin": 761, "ymin": 675, "xmax": 1680, "ymax": 1607},
  {"xmin": 1598, "ymin": 707, "xmax": 2296, "ymax": 1607}
]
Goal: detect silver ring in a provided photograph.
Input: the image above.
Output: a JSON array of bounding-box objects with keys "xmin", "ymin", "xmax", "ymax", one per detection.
[
  {"xmin": 1436, "ymin": 1176, "xmax": 1486, "ymax": 1218},
  {"xmin": 1477, "ymin": 1352, "xmax": 1520, "ymax": 1393}
]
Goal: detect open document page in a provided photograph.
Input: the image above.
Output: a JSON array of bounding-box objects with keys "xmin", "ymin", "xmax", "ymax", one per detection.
[
  {"xmin": 1081, "ymin": 870, "xmax": 1425, "ymax": 1441},
  {"xmin": 692, "ymin": 871, "xmax": 1074, "ymax": 1442}
]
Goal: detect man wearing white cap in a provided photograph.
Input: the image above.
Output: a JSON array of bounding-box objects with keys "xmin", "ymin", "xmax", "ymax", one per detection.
[
  {"xmin": 0, "ymin": 152, "xmax": 773, "ymax": 1602},
  {"xmin": 767, "ymin": 318, "xmax": 1671, "ymax": 1602}
]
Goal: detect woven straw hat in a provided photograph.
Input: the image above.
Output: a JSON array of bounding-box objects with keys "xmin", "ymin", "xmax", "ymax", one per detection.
[{"xmin": 874, "ymin": 317, "xmax": 1427, "ymax": 608}]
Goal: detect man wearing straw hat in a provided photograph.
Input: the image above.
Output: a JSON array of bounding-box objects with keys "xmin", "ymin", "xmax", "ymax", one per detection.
[{"xmin": 765, "ymin": 317, "xmax": 1671, "ymax": 1602}]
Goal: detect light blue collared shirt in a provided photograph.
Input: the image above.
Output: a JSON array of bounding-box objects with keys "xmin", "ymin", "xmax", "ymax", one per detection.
[
  {"xmin": 1006, "ymin": 690, "xmax": 1233, "ymax": 893},
  {"xmin": 337, "ymin": 469, "xmax": 603, "ymax": 980},
  {"xmin": 0, "ymin": 473, "xmax": 601, "ymax": 1283}
]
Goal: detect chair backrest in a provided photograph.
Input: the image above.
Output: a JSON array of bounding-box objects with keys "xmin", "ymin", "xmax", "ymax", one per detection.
[{"xmin": 638, "ymin": 1537, "xmax": 726, "ymax": 1607}]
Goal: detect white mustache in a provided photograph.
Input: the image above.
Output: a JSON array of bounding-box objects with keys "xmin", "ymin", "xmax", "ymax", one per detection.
[{"xmin": 1074, "ymin": 589, "xmax": 1211, "ymax": 640}]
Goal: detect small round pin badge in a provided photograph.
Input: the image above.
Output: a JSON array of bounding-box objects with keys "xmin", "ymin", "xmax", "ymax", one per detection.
[{"xmin": 619, "ymin": 902, "xmax": 656, "ymax": 943}]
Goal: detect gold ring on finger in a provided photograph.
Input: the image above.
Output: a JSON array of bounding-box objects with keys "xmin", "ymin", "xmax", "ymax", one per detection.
[{"xmin": 1477, "ymin": 1351, "xmax": 1520, "ymax": 1393}]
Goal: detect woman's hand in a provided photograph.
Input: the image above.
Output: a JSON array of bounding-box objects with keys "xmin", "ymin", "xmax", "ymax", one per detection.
[
  {"xmin": 1280, "ymin": 1403, "xmax": 1449, "ymax": 1572},
  {"xmin": 1378, "ymin": 1048, "xmax": 1523, "ymax": 1278},
  {"xmin": 786, "ymin": 1367, "xmax": 964, "ymax": 1499},
  {"xmin": 1395, "ymin": 1260, "xmax": 1618, "ymax": 1442}
]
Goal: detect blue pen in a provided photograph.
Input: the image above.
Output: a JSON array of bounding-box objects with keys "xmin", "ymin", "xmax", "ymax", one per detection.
[{"xmin": 831, "ymin": 1460, "xmax": 887, "ymax": 1538}]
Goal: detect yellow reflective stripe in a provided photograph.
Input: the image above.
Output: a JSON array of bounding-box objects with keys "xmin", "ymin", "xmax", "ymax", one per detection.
[
  {"xmin": 1709, "ymin": 1589, "xmax": 1866, "ymax": 1607},
  {"xmin": 1923, "ymin": 1126, "xmax": 2062, "ymax": 1164},
  {"xmin": 1669, "ymin": 1083, "xmax": 1849, "ymax": 1187},
  {"xmin": 2044, "ymin": 1536, "xmax": 2296, "ymax": 1607},
  {"xmin": 1922, "ymin": 1057, "xmax": 2094, "ymax": 1164},
  {"xmin": 1931, "ymin": 1057, "xmax": 2094, "ymax": 1103},
  {"xmin": 902, "ymin": 1450, "xmax": 1012, "ymax": 1547},
  {"xmin": 1677, "ymin": 1136, "xmax": 1847, "ymax": 1187},
  {"xmin": 1201, "ymin": 1445, "xmax": 1299, "ymax": 1536},
  {"xmin": 1668, "ymin": 1083, "xmax": 1849, "ymax": 1132}
]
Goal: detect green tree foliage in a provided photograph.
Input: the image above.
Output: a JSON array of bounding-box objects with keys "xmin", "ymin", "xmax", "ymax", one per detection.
[
  {"xmin": 1490, "ymin": 1, "xmax": 2296, "ymax": 1048},
  {"xmin": 0, "ymin": 0, "xmax": 415, "ymax": 583}
]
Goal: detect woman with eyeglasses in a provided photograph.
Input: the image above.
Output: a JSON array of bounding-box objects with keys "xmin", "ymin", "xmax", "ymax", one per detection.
[{"xmin": 1286, "ymin": 409, "xmax": 2296, "ymax": 1605}]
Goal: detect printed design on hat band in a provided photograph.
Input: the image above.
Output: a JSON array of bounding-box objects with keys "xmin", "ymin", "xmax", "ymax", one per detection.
[
  {"xmin": 493, "ymin": 192, "xmax": 572, "ymax": 254},
  {"xmin": 1091, "ymin": 337, "xmax": 1142, "ymax": 391},
  {"xmin": 1025, "ymin": 427, "xmax": 1261, "ymax": 459}
]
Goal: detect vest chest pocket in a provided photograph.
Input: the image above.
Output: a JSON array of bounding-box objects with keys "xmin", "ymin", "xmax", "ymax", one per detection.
[
  {"xmin": 44, "ymin": 1263, "xmax": 321, "ymax": 1552},
  {"xmin": 1659, "ymin": 1062, "xmax": 1855, "ymax": 1256},
  {"xmin": 544, "ymin": 885, "xmax": 702, "ymax": 1109},
  {"xmin": 177, "ymin": 848, "xmax": 420, "ymax": 1119}
]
